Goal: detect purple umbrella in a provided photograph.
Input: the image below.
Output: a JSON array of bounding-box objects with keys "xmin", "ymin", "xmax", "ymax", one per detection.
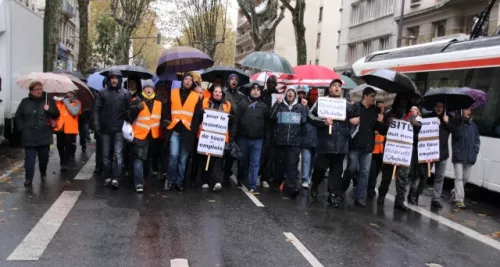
[
  {"xmin": 156, "ymin": 46, "xmax": 214, "ymax": 75},
  {"xmin": 462, "ymin": 87, "xmax": 487, "ymax": 110}
]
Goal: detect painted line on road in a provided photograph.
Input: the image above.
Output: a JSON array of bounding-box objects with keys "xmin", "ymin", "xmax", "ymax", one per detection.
[
  {"xmin": 171, "ymin": 258, "xmax": 189, "ymax": 267},
  {"xmin": 7, "ymin": 191, "xmax": 82, "ymax": 261},
  {"xmin": 0, "ymin": 162, "xmax": 24, "ymax": 183},
  {"xmin": 284, "ymin": 232, "xmax": 324, "ymax": 267},
  {"xmin": 73, "ymin": 153, "xmax": 96, "ymax": 180},
  {"xmin": 230, "ymin": 175, "xmax": 265, "ymax": 207},
  {"xmin": 385, "ymin": 193, "xmax": 500, "ymax": 251}
]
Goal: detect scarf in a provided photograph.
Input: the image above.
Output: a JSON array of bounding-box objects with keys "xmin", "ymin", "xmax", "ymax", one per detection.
[{"xmin": 142, "ymin": 91, "xmax": 156, "ymax": 100}]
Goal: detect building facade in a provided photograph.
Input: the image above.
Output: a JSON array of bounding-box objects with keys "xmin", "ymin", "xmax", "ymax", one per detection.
[{"xmin": 32, "ymin": 0, "xmax": 80, "ymax": 71}]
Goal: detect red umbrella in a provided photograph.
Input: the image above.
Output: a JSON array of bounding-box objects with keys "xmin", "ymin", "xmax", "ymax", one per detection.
[{"xmin": 277, "ymin": 65, "xmax": 343, "ymax": 87}]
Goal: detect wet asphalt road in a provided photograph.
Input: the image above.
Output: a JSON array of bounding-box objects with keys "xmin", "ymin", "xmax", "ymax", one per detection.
[{"xmin": 1, "ymin": 141, "xmax": 500, "ymax": 267}]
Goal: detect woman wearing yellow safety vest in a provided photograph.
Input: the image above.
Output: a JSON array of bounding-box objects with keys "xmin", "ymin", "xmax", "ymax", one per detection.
[{"xmin": 127, "ymin": 80, "xmax": 166, "ymax": 193}]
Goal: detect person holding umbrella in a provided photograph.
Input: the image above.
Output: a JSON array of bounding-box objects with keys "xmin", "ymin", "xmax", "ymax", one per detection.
[{"xmin": 15, "ymin": 81, "xmax": 60, "ymax": 186}]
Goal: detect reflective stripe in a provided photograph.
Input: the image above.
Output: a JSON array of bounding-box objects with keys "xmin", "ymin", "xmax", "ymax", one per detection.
[
  {"xmin": 151, "ymin": 122, "xmax": 160, "ymax": 127},
  {"xmin": 134, "ymin": 122, "xmax": 150, "ymax": 129},
  {"xmin": 171, "ymin": 110, "xmax": 194, "ymax": 116},
  {"xmin": 151, "ymin": 114, "xmax": 162, "ymax": 119},
  {"xmin": 136, "ymin": 116, "xmax": 150, "ymax": 120}
]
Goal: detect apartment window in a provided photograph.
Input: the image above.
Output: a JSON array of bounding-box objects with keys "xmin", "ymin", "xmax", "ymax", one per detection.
[
  {"xmin": 348, "ymin": 44, "xmax": 357, "ymax": 64},
  {"xmin": 316, "ymin": 33, "xmax": 321, "ymax": 48},
  {"xmin": 351, "ymin": 4, "xmax": 360, "ymax": 25},
  {"xmin": 407, "ymin": 26, "xmax": 419, "ymax": 46},
  {"xmin": 319, "ymin": 7, "xmax": 323, "ymax": 22},
  {"xmin": 315, "ymin": 59, "xmax": 320, "ymax": 65},
  {"xmin": 381, "ymin": 0, "xmax": 394, "ymax": 15},
  {"xmin": 433, "ymin": 20, "xmax": 447, "ymax": 37},
  {"xmin": 363, "ymin": 41, "xmax": 372, "ymax": 56},
  {"xmin": 365, "ymin": 0, "xmax": 374, "ymax": 20},
  {"xmin": 379, "ymin": 37, "xmax": 390, "ymax": 50},
  {"xmin": 351, "ymin": 0, "xmax": 394, "ymax": 25}
]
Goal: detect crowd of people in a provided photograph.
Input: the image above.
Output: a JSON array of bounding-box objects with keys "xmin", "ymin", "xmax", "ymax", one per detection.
[{"xmin": 14, "ymin": 69, "xmax": 481, "ymax": 211}]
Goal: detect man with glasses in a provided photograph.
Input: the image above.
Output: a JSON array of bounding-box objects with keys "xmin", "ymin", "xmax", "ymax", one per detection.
[{"xmin": 341, "ymin": 87, "xmax": 387, "ymax": 207}]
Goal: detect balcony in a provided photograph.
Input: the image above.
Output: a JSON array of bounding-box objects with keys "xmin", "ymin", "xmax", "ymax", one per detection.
[
  {"xmin": 236, "ymin": 32, "xmax": 252, "ymax": 45},
  {"xmin": 237, "ymin": 16, "xmax": 248, "ymax": 28},
  {"xmin": 62, "ymin": 1, "xmax": 75, "ymax": 18}
]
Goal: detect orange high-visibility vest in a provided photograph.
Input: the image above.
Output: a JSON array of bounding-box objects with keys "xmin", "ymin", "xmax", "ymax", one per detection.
[
  {"xmin": 373, "ymin": 131, "xmax": 385, "ymax": 154},
  {"xmin": 203, "ymin": 90, "xmax": 211, "ymax": 99},
  {"xmin": 132, "ymin": 99, "xmax": 162, "ymax": 140},
  {"xmin": 167, "ymin": 88, "xmax": 199, "ymax": 131},
  {"xmin": 197, "ymin": 98, "xmax": 231, "ymax": 143},
  {"xmin": 55, "ymin": 100, "xmax": 80, "ymax": 134}
]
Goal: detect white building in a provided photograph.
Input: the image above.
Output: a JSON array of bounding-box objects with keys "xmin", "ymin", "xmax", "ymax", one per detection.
[{"xmin": 32, "ymin": 0, "xmax": 80, "ymax": 71}]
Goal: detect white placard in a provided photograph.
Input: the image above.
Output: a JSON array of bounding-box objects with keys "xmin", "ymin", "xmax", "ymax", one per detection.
[
  {"xmin": 317, "ymin": 97, "xmax": 347, "ymax": 120},
  {"xmin": 197, "ymin": 131, "xmax": 225, "ymax": 157},
  {"xmin": 386, "ymin": 119, "xmax": 414, "ymax": 144},
  {"xmin": 271, "ymin": 93, "xmax": 285, "ymax": 106},
  {"xmin": 418, "ymin": 139, "xmax": 440, "ymax": 162},
  {"xmin": 418, "ymin": 117, "xmax": 440, "ymax": 139},
  {"xmin": 383, "ymin": 141, "xmax": 413, "ymax": 167},
  {"xmin": 201, "ymin": 109, "xmax": 229, "ymax": 135}
]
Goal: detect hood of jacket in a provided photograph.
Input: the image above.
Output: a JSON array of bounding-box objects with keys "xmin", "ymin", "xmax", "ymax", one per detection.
[
  {"xmin": 107, "ymin": 69, "xmax": 123, "ymax": 90},
  {"xmin": 283, "ymin": 88, "xmax": 298, "ymax": 108}
]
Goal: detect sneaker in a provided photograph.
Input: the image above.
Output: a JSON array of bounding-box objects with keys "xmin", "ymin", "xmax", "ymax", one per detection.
[
  {"xmin": 431, "ymin": 200, "xmax": 443, "ymax": 209},
  {"xmin": 213, "ymin": 183, "xmax": 222, "ymax": 192},
  {"xmin": 456, "ymin": 201, "xmax": 466, "ymax": 209},
  {"xmin": 24, "ymin": 180, "xmax": 33, "ymax": 187},
  {"xmin": 164, "ymin": 180, "xmax": 173, "ymax": 191},
  {"xmin": 104, "ymin": 178, "xmax": 112, "ymax": 187},
  {"xmin": 451, "ymin": 189, "xmax": 456, "ymax": 202},
  {"xmin": 111, "ymin": 179, "xmax": 119, "ymax": 189},
  {"xmin": 249, "ymin": 189, "xmax": 260, "ymax": 195},
  {"xmin": 301, "ymin": 182, "xmax": 309, "ymax": 189},
  {"xmin": 257, "ymin": 177, "xmax": 261, "ymax": 186},
  {"xmin": 262, "ymin": 181, "xmax": 270, "ymax": 188},
  {"xmin": 202, "ymin": 183, "xmax": 209, "ymax": 189},
  {"xmin": 135, "ymin": 185, "xmax": 144, "ymax": 193}
]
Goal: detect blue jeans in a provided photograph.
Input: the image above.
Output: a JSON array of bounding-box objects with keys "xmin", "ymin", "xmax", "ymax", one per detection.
[
  {"xmin": 237, "ymin": 137, "xmax": 263, "ymax": 190},
  {"xmin": 133, "ymin": 158, "xmax": 150, "ymax": 187},
  {"xmin": 342, "ymin": 149, "xmax": 372, "ymax": 200},
  {"xmin": 167, "ymin": 133, "xmax": 190, "ymax": 186},
  {"xmin": 24, "ymin": 145, "xmax": 50, "ymax": 182},
  {"xmin": 101, "ymin": 132, "xmax": 125, "ymax": 181},
  {"xmin": 301, "ymin": 148, "xmax": 315, "ymax": 184}
]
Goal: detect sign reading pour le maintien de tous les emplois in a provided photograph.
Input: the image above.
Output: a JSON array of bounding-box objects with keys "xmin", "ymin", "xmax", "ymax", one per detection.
[
  {"xmin": 197, "ymin": 109, "xmax": 229, "ymax": 157},
  {"xmin": 417, "ymin": 117, "xmax": 440, "ymax": 163}
]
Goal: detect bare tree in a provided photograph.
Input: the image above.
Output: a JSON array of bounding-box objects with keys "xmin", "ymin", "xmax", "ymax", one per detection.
[
  {"xmin": 236, "ymin": 0, "xmax": 286, "ymax": 51},
  {"xmin": 43, "ymin": 0, "xmax": 63, "ymax": 71},
  {"xmin": 77, "ymin": 0, "xmax": 90, "ymax": 72},
  {"xmin": 280, "ymin": 0, "xmax": 306, "ymax": 65}
]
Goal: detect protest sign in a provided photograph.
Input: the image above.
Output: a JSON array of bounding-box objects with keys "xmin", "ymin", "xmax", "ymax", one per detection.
[
  {"xmin": 383, "ymin": 141, "xmax": 413, "ymax": 167},
  {"xmin": 202, "ymin": 109, "xmax": 229, "ymax": 135},
  {"xmin": 317, "ymin": 97, "xmax": 347, "ymax": 120},
  {"xmin": 386, "ymin": 119, "xmax": 414, "ymax": 144},
  {"xmin": 271, "ymin": 93, "xmax": 285, "ymax": 106},
  {"xmin": 417, "ymin": 118, "xmax": 440, "ymax": 171},
  {"xmin": 418, "ymin": 118, "xmax": 440, "ymax": 139},
  {"xmin": 197, "ymin": 131, "xmax": 225, "ymax": 157},
  {"xmin": 418, "ymin": 139, "xmax": 440, "ymax": 162}
]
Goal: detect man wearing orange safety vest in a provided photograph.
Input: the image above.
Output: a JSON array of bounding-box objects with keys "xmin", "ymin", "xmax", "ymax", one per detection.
[
  {"xmin": 54, "ymin": 90, "xmax": 82, "ymax": 172},
  {"xmin": 367, "ymin": 101, "xmax": 386, "ymax": 198},
  {"xmin": 164, "ymin": 73, "xmax": 203, "ymax": 191},
  {"xmin": 128, "ymin": 80, "xmax": 165, "ymax": 193}
]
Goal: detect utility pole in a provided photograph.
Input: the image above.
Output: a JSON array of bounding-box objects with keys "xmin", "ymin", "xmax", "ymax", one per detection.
[{"xmin": 396, "ymin": 0, "xmax": 406, "ymax": 48}]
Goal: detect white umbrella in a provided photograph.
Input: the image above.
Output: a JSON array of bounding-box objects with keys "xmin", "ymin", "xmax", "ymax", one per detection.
[{"xmin": 17, "ymin": 72, "xmax": 78, "ymax": 93}]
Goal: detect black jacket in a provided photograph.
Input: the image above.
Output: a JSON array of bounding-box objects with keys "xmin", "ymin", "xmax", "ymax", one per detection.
[
  {"xmin": 423, "ymin": 111, "xmax": 457, "ymax": 161},
  {"xmin": 261, "ymin": 88, "xmax": 277, "ymax": 108},
  {"xmin": 93, "ymin": 72, "xmax": 131, "ymax": 134},
  {"xmin": 15, "ymin": 92, "xmax": 60, "ymax": 147},
  {"xmin": 236, "ymin": 96, "xmax": 270, "ymax": 139},
  {"xmin": 224, "ymin": 86, "xmax": 246, "ymax": 113},
  {"xmin": 308, "ymin": 98, "xmax": 358, "ymax": 154},
  {"xmin": 451, "ymin": 117, "xmax": 480, "ymax": 165},
  {"xmin": 269, "ymin": 91, "xmax": 308, "ymax": 146},
  {"xmin": 350, "ymin": 101, "xmax": 387, "ymax": 153}
]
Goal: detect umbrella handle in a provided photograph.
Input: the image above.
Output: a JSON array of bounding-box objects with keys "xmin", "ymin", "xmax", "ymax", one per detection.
[{"xmin": 45, "ymin": 93, "xmax": 47, "ymax": 105}]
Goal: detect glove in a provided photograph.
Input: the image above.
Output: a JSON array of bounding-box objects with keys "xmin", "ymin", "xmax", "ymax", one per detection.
[
  {"xmin": 137, "ymin": 102, "xmax": 145, "ymax": 110},
  {"xmin": 53, "ymin": 96, "xmax": 63, "ymax": 102}
]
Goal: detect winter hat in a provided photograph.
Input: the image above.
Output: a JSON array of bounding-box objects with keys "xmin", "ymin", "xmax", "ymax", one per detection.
[
  {"xmin": 182, "ymin": 73, "xmax": 195, "ymax": 89},
  {"xmin": 142, "ymin": 79, "xmax": 155, "ymax": 90},
  {"xmin": 228, "ymin": 73, "xmax": 239, "ymax": 82},
  {"xmin": 250, "ymin": 82, "xmax": 261, "ymax": 92},
  {"xmin": 330, "ymin": 78, "xmax": 343, "ymax": 87},
  {"xmin": 267, "ymin": 76, "xmax": 277, "ymax": 83}
]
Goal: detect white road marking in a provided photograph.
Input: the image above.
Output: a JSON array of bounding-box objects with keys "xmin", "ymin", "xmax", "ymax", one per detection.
[
  {"xmin": 73, "ymin": 153, "xmax": 96, "ymax": 180},
  {"xmin": 230, "ymin": 176, "xmax": 265, "ymax": 207},
  {"xmin": 0, "ymin": 162, "xmax": 24, "ymax": 181},
  {"xmin": 283, "ymin": 232, "xmax": 324, "ymax": 267},
  {"xmin": 7, "ymin": 191, "xmax": 82, "ymax": 260},
  {"xmin": 385, "ymin": 193, "xmax": 500, "ymax": 251},
  {"xmin": 171, "ymin": 258, "xmax": 189, "ymax": 267}
]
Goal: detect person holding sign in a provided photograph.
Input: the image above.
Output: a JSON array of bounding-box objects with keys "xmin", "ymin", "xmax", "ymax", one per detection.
[
  {"xmin": 269, "ymin": 87, "xmax": 309, "ymax": 199},
  {"xmin": 405, "ymin": 106, "xmax": 427, "ymax": 206},
  {"xmin": 127, "ymin": 81, "xmax": 164, "ymax": 193},
  {"xmin": 308, "ymin": 79, "xmax": 359, "ymax": 207},
  {"xmin": 197, "ymin": 85, "xmax": 236, "ymax": 192},
  {"xmin": 164, "ymin": 73, "xmax": 203, "ymax": 191},
  {"xmin": 236, "ymin": 83, "xmax": 270, "ymax": 195}
]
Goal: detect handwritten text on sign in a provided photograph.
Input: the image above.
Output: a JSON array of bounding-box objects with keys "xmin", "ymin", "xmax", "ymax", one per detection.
[
  {"xmin": 386, "ymin": 119, "xmax": 413, "ymax": 144},
  {"xmin": 317, "ymin": 97, "xmax": 346, "ymax": 120},
  {"xmin": 418, "ymin": 117, "xmax": 440, "ymax": 139},
  {"xmin": 271, "ymin": 93, "xmax": 285, "ymax": 106},
  {"xmin": 202, "ymin": 109, "xmax": 229, "ymax": 135},
  {"xmin": 383, "ymin": 141, "xmax": 413, "ymax": 167},
  {"xmin": 197, "ymin": 131, "xmax": 225, "ymax": 157},
  {"xmin": 418, "ymin": 139, "xmax": 440, "ymax": 162}
]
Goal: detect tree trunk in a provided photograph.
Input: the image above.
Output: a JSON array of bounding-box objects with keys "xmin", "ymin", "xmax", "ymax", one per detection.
[
  {"xmin": 77, "ymin": 0, "xmax": 90, "ymax": 73},
  {"xmin": 295, "ymin": 24, "xmax": 307, "ymax": 65},
  {"xmin": 117, "ymin": 28, "xmax": 132, "ymax": 65},
  {"xmin": 43, "ymin": 0, "xmax": 63, "ymax": 72}
]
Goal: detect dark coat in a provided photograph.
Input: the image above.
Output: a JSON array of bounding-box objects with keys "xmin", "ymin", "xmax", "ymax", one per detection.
[
  {"xmin": 236, "ymin": 96, "xmax": 270, "ymax": 140},
  {"xmin": 269, "ymin": 91, "xmax": 308, "ymax": 147},
  {"xmin": 349, "ymin": 101, "xmax": 387, "ymax": 153},
  {"xmin": 301, "ymin": 121, "xmax": 317, "ymax": 148},
  {"xmin": 223, "ymin": 86, "xmax": 246, "ymax": 113},
  {"xmin": 423, "ymin": 112, "xmax": 457, "ymax": 161},
  {"xmin": 15, "ymin": 92, "xmax": 60, "ymax": 147},
  {"xmin": 308, "ymin": 99, "xmax": 358, "ymax": 154},
  {"xmin": 451, "ymin": 117, "xmax": 480, "ymax": 165}
]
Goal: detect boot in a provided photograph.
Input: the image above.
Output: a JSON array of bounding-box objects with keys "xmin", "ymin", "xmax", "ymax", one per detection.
[
  {"xmin": 407, "ymin": 189, "xmax": 418, "ymax": 205},
  {"xmin": 327, "ymin": 193, "xmax": 339, "ymax": 208},
  {"xmin": 310, "ymin": 183, "xmax": 319, "ymax": 199}
]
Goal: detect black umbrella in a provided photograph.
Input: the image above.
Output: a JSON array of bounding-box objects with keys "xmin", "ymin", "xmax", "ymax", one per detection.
[
  {"xmin": 239, "ymin": 51, "xmax": 295, "ymax": 74},
  {"xmin": 420, "ymin": 87, "xmax": 475, "ymax": 111},
  {"xmin": 100, "ymin": 65, "xmax": 154, "ymax": 79},
  {"xmin": 201, "ymin": 66, "xmax": 250, "ymax": 85},
  {"xmin": 360, "ymin": 69, "xmax": 420, "ymax": 98},
  {"xmin": 55, "ymin": 70, "xmax": 87, "ymax": 82}
]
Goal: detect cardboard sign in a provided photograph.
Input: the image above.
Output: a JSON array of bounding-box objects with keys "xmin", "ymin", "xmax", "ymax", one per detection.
[
  {"xmin": 383, "ymin": 141, "xmax": 413, "ymax": 167},
  {"xmin": 197, "ymin": 131, "xmax": 225, "ymax": 157},
  {"xmin": 386, "ymin": 119, "xmax": 414, "ymax": 144},
  {"xmin": 317, "ymin": 97, "xmax": 347, "ymax": 120},
  {"xmin": 271, "ymin": 93, "xmax": 285, "ymax": 106},
  {"xmin": 418, "ymin": 117, "xmax": 440, "ymax": 162},
  {"xmin": 202, "ymin": 109, "xmax": 229, "ymax": 135},
  {"xmin": 418, "ymin": 118, "xmax": 440, "ymax": 139}
]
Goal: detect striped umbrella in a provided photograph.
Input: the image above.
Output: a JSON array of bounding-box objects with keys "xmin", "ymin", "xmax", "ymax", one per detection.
[
  {"xmin": 156, "ymin": 46, "xmax": 214, "ymax": 75},
  {"xmin": 250, "ymin": 71, "xmax": 282, "ymax": 85},
  {"xmin": 278, "ymin": 65, "xmax": 343, "ymax": 87}
]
